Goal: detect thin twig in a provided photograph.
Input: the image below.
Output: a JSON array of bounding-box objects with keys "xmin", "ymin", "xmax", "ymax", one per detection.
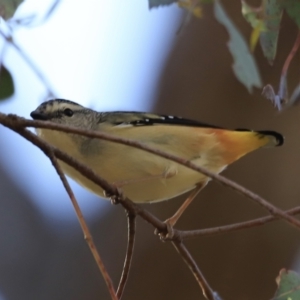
[
  {"xmin": 282, "ymin": 30, "xmax": 300, "ymax": 77},
  {"xmin": 4, "ymin": 114, "xmax": 300, "ymax": 230},
  {"xmin": 0, "ymin": 30, "xmax": 56, "ymax": 97},
  {"xmin": 12, "ymin": 127, "xmax": 118, "ymax": 300},
  {"xmin": 41, "ymin": 0, "xmax": 62, "ymax": 23},
  {"xmin": 117, "ymin": 211, "xmax": 136, "ymax": 299},
  {"xmin": 277, "ymin": 30, "xmax": 300, "ymax": 104},
  {"xmin": 178, "ymin": 205, "xmax": 300, "ymax": 239},
  {"xmin": 49, "ymin": 157, "xmax": 117, "ymax": 300},
  {"xmin": 9, "ymin": 0, "xmax": 61, "ymax": 27},
  {"xmin": 172, "ymin": 241, "xmax": 221, "ymax": 300},
  {"xmin": 120, "ymin": 198, "xmax": 166, "ymax": 232},
  {"xmin": 262, "ymin": 32, "xmax": 300, "ymax": 110}
]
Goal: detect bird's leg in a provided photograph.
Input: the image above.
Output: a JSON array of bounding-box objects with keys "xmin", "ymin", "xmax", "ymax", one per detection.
[
  {"xmin": 157, "ymin": 182, "xmax": 206, "ymax": 240},
  {"xmin": 167, "ymin": 183, "xmax": 206, "ymax": 227}
]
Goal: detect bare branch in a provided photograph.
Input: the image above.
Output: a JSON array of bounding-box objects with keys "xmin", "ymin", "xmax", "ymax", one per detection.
[
  {"xmin": 11, "ymin": 127, "xmax": 118, "ymax": 300},
  {"xmin": 2, "ymin": 112, "xmax": 298, "ymax": 299},
  {"xmin": 172, "ymin": 241, "xmax": 221, "ymax": 300},
  {"xmin": 117, "ymin": 211, "xmax": 136, "ymax": 299},
  {"xmin": 41, "ymin": 0, "xmax": 62, "ymax": 23},
  {"xmin": 281, "ymin": 30, "xmax": 300, "ymax": 80},
  {"xmin": 49, "ymin": 157, "xmax": 117, "ymax": 300},
  {"xmin": 178, "ymin": 205, "xmax": 300, "ymax": 239},
  {"xmin": 3, "ymin": 114, "xmax": 300, "ymax": 230},
  {"xmin": 0, "ymin": 114, "xmax": 169, "ymax": 232}
]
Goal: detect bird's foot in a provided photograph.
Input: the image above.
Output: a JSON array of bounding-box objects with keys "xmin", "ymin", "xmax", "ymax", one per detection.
[
  {"xmin": 155, "ymin": 218, "xmax": 177, "ymax": 242},
  {"xmin": 104, "ymin": 187, "xmax": 124, "ymax": 205}
]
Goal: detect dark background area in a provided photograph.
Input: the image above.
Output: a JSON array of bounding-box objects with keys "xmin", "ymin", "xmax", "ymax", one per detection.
[{"xmin": 1, "ymin": 3, "xmax": 300, "ymax": 300}]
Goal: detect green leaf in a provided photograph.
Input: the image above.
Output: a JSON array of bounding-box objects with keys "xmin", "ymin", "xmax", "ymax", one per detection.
[
  {"xmin": 0, "ymin": 65, "xmax": 14, "ymax": 100},
  {"xmin": 0, "ymin": 0, "xmax": 24, "ymax": 20},
  {"xmin": 260, "ymin": 0, "xmax": 283, "ymax": 64},
  {"xmin": 273, "ymin": 269, "xmax": 300, "ymax": 299},
  {"xmin": 149, "ymin": 0, "xmax": 177, "ymax": 9},
  {"xmin": 241, "ymin": 0, "xmax": 263, "ymax": 28},
  {"xmin": 178, "ymin": 0, "xmax": 203, "ymax": 18},
  {"xmin": 281, "ymin": 0, "xmax": 300, "ymax": 28},
  {"xmin": 214, "ymin": 0, "xmax": 262, "ymax": 93},
  {"xmin": 241, "ymin": 0, "xmax": 282, "ymax": 64},
  {"xmin": 241, "ymin": 1, "xmax": 264, "ymax": 52}
]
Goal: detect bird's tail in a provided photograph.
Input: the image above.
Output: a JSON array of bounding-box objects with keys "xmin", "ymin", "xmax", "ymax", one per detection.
[
  {"xmin": 214, "ymin": 129, "xmax": 284, "ymax": 165},
  {"xmin": 235, "ymin": 129, "xmax": 284, "ymax": 147}
]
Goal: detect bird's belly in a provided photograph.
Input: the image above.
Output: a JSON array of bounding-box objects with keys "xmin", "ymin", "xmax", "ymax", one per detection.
[
  {"xmin": 122, "ymin": 167, "xmax": 208, "ymax": 203},
  {"xmin": 38, "ymin": 128, "xmax": 226, "ymax": 203},
  {"xmin": 59, "ymin": 158, "xmax": 209, "ymax": 203}
]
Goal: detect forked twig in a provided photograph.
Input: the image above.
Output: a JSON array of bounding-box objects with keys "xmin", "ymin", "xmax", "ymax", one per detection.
[
  {"xmin": 1, "ymin": 116, "xmax": 167, "ymax": 231},
  {"xmin": 0, "ymin": 115, "xmax": 215, "ymax": 298},
  {"xmin": 172, "ymin": 241, "xmax": 221, "ymax": 300},
  {"xmin": 50, "ymin": 156, "xmax": 118, "ymax": 300},
  {"xmin": 117, "ymin": 211, "xmax": 136, "ymax": 299},
  {"xmin": 2, "ymin": 113, "xmax": 300, "ymax": 300},
  {"xmin": 8, "ymin": 126, "xmax": 118, "ymax": 300}
]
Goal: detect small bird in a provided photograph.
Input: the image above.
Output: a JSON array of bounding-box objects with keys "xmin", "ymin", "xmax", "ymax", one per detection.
[{"xmin": 31, "ymin": 99, "xmax": 283, "ymax": 224}]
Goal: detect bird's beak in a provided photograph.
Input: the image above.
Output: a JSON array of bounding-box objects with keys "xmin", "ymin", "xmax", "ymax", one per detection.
[{"xmin": 30, "ymin": 110, "xmax": 49, "ymax": 121}]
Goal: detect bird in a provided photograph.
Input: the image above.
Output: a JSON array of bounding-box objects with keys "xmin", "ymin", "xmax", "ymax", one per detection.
[{"xmin": 31, "ymin": 99, "xmax": 283, "ymax": 226}]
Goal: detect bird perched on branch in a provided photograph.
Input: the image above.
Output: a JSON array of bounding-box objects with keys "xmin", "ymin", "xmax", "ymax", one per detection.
[{"xmin": 31, "ymin": 99, "xmax": 283, "ymax": 226}]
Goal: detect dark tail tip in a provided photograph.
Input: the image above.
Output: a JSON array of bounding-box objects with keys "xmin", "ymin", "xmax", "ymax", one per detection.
[
  {"xmin": 257, "ymin": 130, "xmax": 284, "ymax": 146},
  {"xmin": 235, "ymin": 128, "xmax": 284, "ymax": 147}
]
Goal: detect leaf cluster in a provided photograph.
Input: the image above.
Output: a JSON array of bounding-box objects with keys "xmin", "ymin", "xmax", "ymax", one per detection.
[{"xmin": 150, "ymin": 0, "xmax": 300, "ymax": 109}]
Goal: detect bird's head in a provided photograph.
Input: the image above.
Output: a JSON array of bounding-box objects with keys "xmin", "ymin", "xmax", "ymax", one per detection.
[{"xmin": 30, "ymin": 99, "xmax": 95, "ymax": 129}]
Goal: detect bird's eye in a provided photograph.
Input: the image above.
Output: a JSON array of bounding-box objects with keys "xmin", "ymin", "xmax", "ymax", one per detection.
[{"xmin": 63, "ymin": 108, "xmax": 73, "ymax": 117}]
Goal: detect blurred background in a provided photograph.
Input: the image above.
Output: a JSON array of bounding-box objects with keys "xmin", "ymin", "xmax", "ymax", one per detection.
[{"xmin": 0, "ymin": 0, "xmax": 300, "ymax": 299}]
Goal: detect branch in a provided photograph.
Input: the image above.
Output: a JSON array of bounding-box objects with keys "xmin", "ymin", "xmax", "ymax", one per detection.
[
  {"xmin": 281, "ymin": 30, "xmax": 300, "ymax": 78},
  {"xmin": 0, "ymin": 115, "xmax": 169, "ymax": 233},
  {"xmin": 172, "ymin": 241, "xmax": 221, "ymax": 300},
  {"xmin": 278, "ymin": 30, "xmax": 300, "ymax": 103},
  {"xmin": 117, "ymin": 211, "xmax": 136, "ymax": 299},
  {"xmin": 4, "ymin": 114, "xmax": 300, "ymax": 230},
  {"xmin": 7, "ymin": 126, "xmax": 118, "ymax": 300},
  {"xmin": 178, "ymin": 205, "xmax": 300, "ymax": 239},
  {"xmin": 2, "ymin": 112, "xmax": 300, "ymax": 299}
]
